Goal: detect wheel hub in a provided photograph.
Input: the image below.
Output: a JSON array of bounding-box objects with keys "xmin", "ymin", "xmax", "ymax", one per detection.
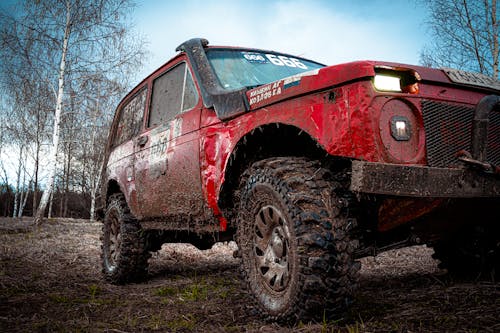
[
  {"xmin": 254, "ymin": 205, "xmax": 291, "ymax": 292},
  {"xmin": 271, "ymin": 228, "xmax": 285, "ymax": 259}
]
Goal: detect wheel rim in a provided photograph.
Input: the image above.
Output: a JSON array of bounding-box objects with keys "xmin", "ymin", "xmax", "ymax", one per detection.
[
  {"xmin": 107, "ymin": 211, "xmax": 122, "ymax": 269},
  {"xmin": 253, "ymin": 205, "xmax": 291, "ymax": 293}
]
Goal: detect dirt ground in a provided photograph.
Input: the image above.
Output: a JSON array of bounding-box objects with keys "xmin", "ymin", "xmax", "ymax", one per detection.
[{"xmin": 0, "ymin": 218, "xmax": 499, "ymax": 333}]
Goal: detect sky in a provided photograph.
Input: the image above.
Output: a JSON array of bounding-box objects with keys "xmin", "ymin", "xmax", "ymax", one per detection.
[
  {"xmin": 0, "ymin": 0, "xmax": 432, "ymax": 186},
  {"xmin": 0, "ymin": 0, "xmax": 432, "ymax": 87},
  {"xmin": 132, "ymin": 0, "xmax": 430, "ymax": 85}
]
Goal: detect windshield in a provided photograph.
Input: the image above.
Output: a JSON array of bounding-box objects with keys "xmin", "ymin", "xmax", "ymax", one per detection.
[{"xmin": 206, "ymin": 49, "xmax": 325, "ymax": 90}]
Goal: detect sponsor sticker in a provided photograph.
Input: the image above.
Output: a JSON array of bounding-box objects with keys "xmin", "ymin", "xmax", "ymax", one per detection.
[
  {"xmin": 249, "ymin": 81, "xmax": 282, "ymax": 105},
  {"xmin": 242, "ymin": 52, "xmax": 268, "ymax": 64}
]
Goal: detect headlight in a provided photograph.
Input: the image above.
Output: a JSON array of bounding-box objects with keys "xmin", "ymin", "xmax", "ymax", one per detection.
[
  {"xmin": 373, "ymin": 74, "xmax": 401, "ymax": 92},
  {"xmin": 373, "ymin": 67, "xmax": 421, "ymax": 94}
]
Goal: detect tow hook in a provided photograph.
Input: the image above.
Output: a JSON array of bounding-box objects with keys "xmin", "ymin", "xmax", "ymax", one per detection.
[{"xmin": 457, "ymin": 150, "xmax": 500, "ymax": 176}]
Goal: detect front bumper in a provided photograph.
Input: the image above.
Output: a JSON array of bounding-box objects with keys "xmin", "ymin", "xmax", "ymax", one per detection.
[{"xmin": 350, "ymin": 160, "xmax": 500, "ymax": 197}]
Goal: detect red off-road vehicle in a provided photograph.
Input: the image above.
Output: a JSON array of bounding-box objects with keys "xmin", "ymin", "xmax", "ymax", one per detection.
[{"xmin": 100, "ymin": 38, "xmax": 500, "ymax": 322}]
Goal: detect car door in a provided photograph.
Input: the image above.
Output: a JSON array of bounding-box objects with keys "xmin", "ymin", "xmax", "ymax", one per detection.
[
  {"xmin": 134, "ymin": 61, "xmax": 206, "ymax": 221},
  {"xmin": 106, "ymin": 86, "xmax": 147, "ymax": 215}
]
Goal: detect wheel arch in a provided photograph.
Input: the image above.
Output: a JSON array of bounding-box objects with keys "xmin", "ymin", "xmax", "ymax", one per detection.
[
  {"xmin": 105, "ymin": 179, "xmax": 123, "ymax": 204},
  {"xmin": 218, "ymin": 123, "xmax": 326, "ymax": 217}
]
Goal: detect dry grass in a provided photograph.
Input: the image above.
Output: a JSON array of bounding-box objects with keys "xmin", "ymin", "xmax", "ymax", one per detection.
[{"xmin": 0, "ymin": 218, "xmax": 499, "ymax": 332}]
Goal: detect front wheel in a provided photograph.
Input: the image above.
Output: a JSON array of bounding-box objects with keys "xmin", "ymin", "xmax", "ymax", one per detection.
[
  {"xmin": 236, "ymin": 157, "xmax": 360, "ymax": 322},
  {"xmin": 101, "ymin": 193, "xmax": 150, "ymax": 284}
]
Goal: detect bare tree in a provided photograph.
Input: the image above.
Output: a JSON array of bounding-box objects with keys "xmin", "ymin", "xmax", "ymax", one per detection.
[
  {"xmin": 0, "ymin": 99, "xmax": 8, "ymax": 187},
  {"xmin": 73, "ymin": 74, "xmax": 122, "ymax": 221},
  {"xmin": 420, "ymin": 0, "xmax": 499, "ymax": 78},
  {"xmin": 33, "ymin": 0, "xmax": 77, "ymax": 224},
  {"xmin": 0, "ymin": 0, "xmax": 145, "ymax": 223},
  {"xmin": 0, "ymin": 50, "xmax": 52, "ymax": 218},
  {"xmin": 0, "ymin": 91, "xmax": 40, "ymax": 218}
]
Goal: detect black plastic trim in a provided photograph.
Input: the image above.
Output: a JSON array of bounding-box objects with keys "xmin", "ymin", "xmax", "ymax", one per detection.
[{"xmin": 175, "ymin": 38, "xmax": 249, "ymax": 121}]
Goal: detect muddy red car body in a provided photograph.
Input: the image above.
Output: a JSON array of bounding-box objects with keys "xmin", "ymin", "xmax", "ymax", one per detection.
[{"xmin": 100, "ymin": 38, "xmax": 500, "ymax": 322}]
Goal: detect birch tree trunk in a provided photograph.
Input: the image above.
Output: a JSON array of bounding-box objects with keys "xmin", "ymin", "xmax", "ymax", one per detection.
[
  {"xmin": 34, "ymin": 0, "xmax": 71, "ymax": 225},
  {"xmin": 17, "ymin": 156, "xmax": 27, "ymax": 218},
  {"xmin": 90, "ymin": 184, "xmax": 97, "ymax": 221},
  {"xmin": 13, "ymin": 146, "xmax": 23, "ymax": 218},
  {"xmin": 89, "ymin": 160, "xmax": 104, "ymax": 222},
  {"xmin": 12, "ymin": 172, "xmax": 20, "ymax": 218},
  {"xmin": 32, "ymin": 105, "xmax": 42, "ymax": 216},
  {"xmin": 48, "ymin": 183, "xmax": 55, "ymax": 219},
  {"xmin": 19, "ymin": 180, "xmax": 32, "ymax": 218},
  {"xmin": 89, "ymin": 83, "xmax": 101, "ymax": 222}
]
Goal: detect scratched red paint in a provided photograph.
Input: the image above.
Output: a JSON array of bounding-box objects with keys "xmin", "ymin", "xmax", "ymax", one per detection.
[{"xmin": 102, "ymin": 42, "xmax": 497, "ymax": 233}]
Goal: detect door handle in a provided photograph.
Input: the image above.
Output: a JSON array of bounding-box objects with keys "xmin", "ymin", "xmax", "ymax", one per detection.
[{"xmin": 137, "ymin": 135, "xmax": 148, "ymax": 147}]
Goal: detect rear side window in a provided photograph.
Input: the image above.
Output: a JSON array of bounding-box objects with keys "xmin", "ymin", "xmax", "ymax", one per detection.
[
  {"xmin": 114, "ymin": 87, "xmax": 147, "ymax": 146},
  {"xmin": 148, "ymin": 62, "xmax": 198, "ymax": 127}
]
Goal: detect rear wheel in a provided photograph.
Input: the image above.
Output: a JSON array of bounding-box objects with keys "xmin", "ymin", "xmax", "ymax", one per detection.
[
  {"xmin": 101, "ymin": 193, "xmax": 150, "ymax": 284},
  {"xmin": 236, "ymin": 157, "xmax": 360, "ymax": 322}
]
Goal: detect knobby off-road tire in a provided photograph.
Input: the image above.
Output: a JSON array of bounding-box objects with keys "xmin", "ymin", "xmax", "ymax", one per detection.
[
  {"xmin": 432, "ymin": 224, "xmax": 500, "ymax": 279},
  {"xmin": 101, "ymin": 193, "xmax": 150, "ymax": 284},
  {"xmin": 236, "ymin": 157, "xmax": 360, "ymax": 322}
]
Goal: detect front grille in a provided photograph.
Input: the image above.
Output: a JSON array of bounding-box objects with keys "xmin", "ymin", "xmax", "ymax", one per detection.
[
  {"xmin": 422, "ymin": 100, "xmax": 500, "ymax": 167},
  {"xmin": 487, "ymin": 111, "xmax": 500, "ymax": 164}
]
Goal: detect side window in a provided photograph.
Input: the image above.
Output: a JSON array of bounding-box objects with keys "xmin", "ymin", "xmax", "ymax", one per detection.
[
  {"xmin": 148, "ymin": 62, "xmax": 198, "ymax": 127},
  {"xmin": 114, "ymin": 88, "xmax": 147, "ymax": 146}
]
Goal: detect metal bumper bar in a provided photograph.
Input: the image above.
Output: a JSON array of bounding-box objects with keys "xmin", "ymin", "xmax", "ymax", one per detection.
[{"xmin": 350, "ymin": 160, "xmax": 500, "ymax": 197}]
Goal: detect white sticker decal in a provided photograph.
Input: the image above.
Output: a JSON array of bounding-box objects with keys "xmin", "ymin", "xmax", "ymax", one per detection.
[
  {"xmin": 149, "ymin": 129, "xmax": 169, "ymax": 161},
  {"xmin": 249, "ymin": 81, "xmax": 282, "ymax": 105},
  {"xmin": 265, "ymin": 54, "xmax": 308, "ymax": 69},
  {"xmin": 242, "ymin": 52, "xmax": 268, "ymax": 64},
  {"xmin": 148, "ymin": 118, "xmax": 183, "ymax": 164},
  {"xmin": 247, "ymin": 69, "xmax": 321, "ymax": 105}
]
